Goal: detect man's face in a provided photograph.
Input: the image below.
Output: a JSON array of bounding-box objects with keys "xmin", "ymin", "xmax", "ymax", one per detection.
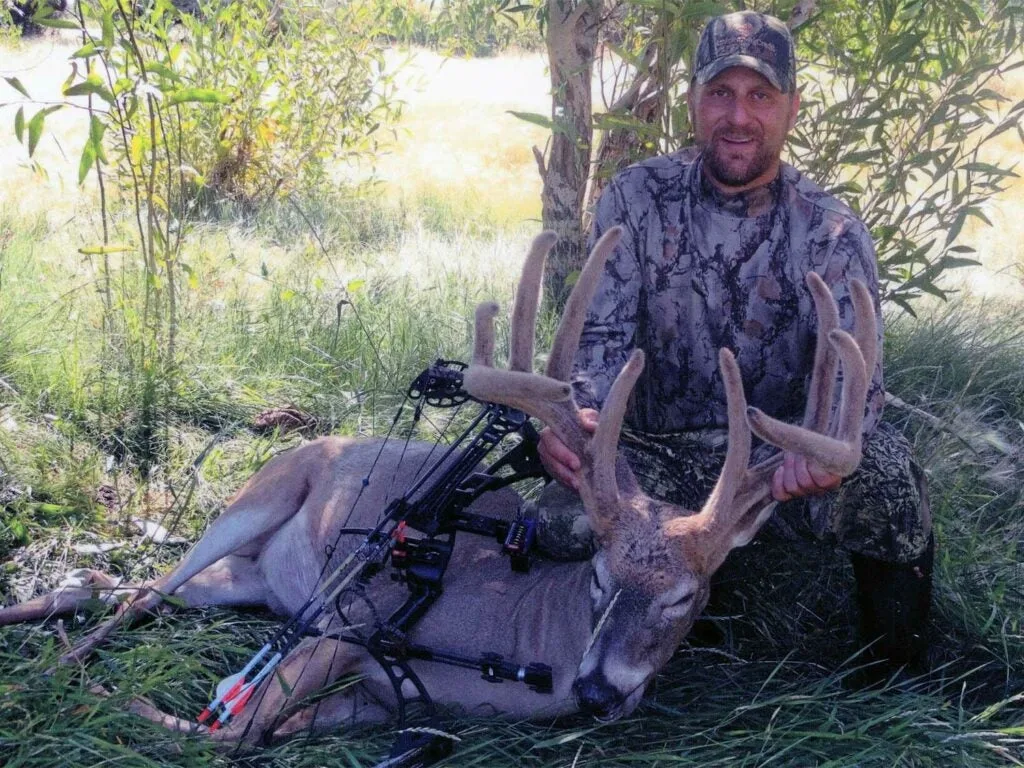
[{"xmin": 688, "ymin": 67, "xmax": 799, "ymax": 193}]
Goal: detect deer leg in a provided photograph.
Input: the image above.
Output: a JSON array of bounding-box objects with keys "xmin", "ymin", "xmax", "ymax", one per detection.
[
  {"xmin": 119, "ymin": 639, "xmax": 387, "ymax": 745},
  {"xmin": 272, "ymin": 675, "xmax": 394, "ymax": 738},
  {"xmin": 0, "ymin": 554, "xmax": 276, "ymax": 631},
  {"xmin": 171, "ymin": 555, "xmax": 273, "ymax": 610},
  {"xmin": 59, "ymin": 470, "xmax": 312, "ymax": 664},
  {"xmin": 0, "ymin": 569, "xmax": 125, "ymax": 626},
  {"xmin": 212, "ymin": 635, "xmax": 379, "ymax": 744}
]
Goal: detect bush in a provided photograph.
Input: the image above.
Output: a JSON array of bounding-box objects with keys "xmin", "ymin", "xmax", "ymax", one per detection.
[
  {"xmin": 360, "ymin": 0, "xmax": 542, "ymax": 56},
  {"xmin": 174, "ymin": 0, "xmax": 400, "ymax": 209},
  {"xmin": 3, "ymin": 0, "xmax": 67, "ymax": 35},
  {"xmin": 791, "ymin": 0, "xmax": 1024, "ymax": 312},
  {"xmin": 3, "ymin": 0, "xmax": 401, "ymax": 469}
]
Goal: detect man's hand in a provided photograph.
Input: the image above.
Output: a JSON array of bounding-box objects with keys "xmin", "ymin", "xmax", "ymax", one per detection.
[
  {"xmin": 537, "ymin": 408, "xmax": 599, "ymax": 491},
  {"xmin": 771, "ymin": 451, "xmax": 841, "ymax": 502}
]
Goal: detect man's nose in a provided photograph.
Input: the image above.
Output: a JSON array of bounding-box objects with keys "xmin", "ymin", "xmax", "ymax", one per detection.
[{"xmin": 726, "ymin": 99, "xmax": 756, "ymax": 128}]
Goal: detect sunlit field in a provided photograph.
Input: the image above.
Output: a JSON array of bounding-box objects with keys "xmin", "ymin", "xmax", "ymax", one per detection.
[
  {"xmin": 3, "ymin": 37, "xmax": 1020, "ymax": 295},
  {"xmin": 2, "ymin": 28, "xmax": 1024, "ymax": 768}
]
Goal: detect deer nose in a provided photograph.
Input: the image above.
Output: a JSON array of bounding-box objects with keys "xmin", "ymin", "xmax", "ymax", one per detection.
[{"xmin": 572, "ymin": 673, "xmax": 623, "ymax": 720}]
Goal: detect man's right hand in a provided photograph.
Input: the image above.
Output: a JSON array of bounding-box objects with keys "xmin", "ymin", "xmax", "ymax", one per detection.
[{"xmin": 537, "ymin": 407, "xmax": 599, "ymax": 491}]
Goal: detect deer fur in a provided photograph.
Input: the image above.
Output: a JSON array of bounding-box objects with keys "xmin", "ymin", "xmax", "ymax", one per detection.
[{"xmin": 0, "ymin": 228, "xmax": 877, "ymax": 741}]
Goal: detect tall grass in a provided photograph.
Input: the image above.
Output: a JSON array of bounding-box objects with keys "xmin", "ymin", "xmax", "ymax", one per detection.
[
  {"xmin": 2, "ymin": 34, "xmax": 1024, "ymax": 768},
  {"xmin": 2, "ymin": 193, "xmax": 1024, "ymax": 765}
]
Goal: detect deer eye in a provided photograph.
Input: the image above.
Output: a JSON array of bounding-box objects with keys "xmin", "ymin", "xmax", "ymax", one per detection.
[{"xmin": 662, "ymin": 592, "xmax": 695, "ymax": 620}]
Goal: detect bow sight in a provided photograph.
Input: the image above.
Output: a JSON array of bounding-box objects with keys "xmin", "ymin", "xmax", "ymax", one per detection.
[{"xmin": 198, "ymin": 359, "xmax": 553, "ymax": 766}]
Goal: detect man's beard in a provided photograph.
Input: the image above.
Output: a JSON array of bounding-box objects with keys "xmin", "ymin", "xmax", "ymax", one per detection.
[{"xmin": 700, "ymin": 131, "xmax": 776, "ymax": 189}]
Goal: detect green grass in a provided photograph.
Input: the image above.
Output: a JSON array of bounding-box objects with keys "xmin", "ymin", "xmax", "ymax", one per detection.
[{"xmin": 2, "ymin": 194, "xmax": 1024, "ymax": 766}]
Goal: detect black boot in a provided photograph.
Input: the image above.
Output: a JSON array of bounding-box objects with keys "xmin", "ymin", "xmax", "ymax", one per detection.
[{"xmin": 850, "ymin": 534, "xmax": 934, "ymax": 679}]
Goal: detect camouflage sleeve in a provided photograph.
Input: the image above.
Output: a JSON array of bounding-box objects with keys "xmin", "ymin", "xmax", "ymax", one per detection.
[
  {"xmin": 821, "ymin": 221, "xmax": 885, "ymax": 440},
  {"xmin": 570, "ymin": 175, "xmax": 644, "ymax": 411}
]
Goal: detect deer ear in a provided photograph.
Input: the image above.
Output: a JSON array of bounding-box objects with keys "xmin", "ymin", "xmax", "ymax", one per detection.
[{"xmin": 725, "ymin": 501, "xmax": 778, "ymax": 550}]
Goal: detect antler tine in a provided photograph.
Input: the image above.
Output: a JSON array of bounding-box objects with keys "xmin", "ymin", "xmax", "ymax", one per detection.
[
  {"xmin": 464, "ymin": 226, "xmax": 637, "ymax": 467},
  {"xmin": 849, "ymin": 278, "xmax": 877, "ymax": 383},
  {"xmin": 802, "ymin": 271, "xmax": 840, "ymax": 432},
  {"xmin": 588, "ymin": 349, "xmax": 645, "ymax": 513},
  {"xmin": 697, "ymin": 348, "xmax": 753, "ymax": 529},
  {"xmin": 473, "ymin": 302, "xmax": 500, "ymax": 367},
  {"xmin": 746, "ymin": 326, "xmax": 870, "ymax": 476},
  {"xmin": 464, "ymin": 232, "xmax": 587, "ymax": 457},
  {"xmin": 545, "ymin": 226, "xmax": 623, "ymax": 381},
  {"xmin": 510, "ymin": 231, "xmax": 558, "ymax": 372}
]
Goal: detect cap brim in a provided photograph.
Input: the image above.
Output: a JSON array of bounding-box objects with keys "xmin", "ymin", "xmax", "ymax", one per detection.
[{"xmin": 694, "ymin": 54, "xmax": 787, "ymax": 92}]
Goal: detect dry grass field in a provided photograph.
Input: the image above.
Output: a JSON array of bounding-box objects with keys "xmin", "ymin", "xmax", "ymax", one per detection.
[{"xmin": 3, "ymin": 38, "xmax": 1021, "ymax": 297}]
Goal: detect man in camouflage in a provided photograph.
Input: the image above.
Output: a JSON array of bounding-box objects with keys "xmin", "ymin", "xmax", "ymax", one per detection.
[{"xmin": 535, "ymin": 11, "xmax": 934, "ymax": 675}]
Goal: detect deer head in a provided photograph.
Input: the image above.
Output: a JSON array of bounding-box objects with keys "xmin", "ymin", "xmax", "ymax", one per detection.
[{"xmin": 463, "ymin": 229, "xmax": 877, "ymax": 721}]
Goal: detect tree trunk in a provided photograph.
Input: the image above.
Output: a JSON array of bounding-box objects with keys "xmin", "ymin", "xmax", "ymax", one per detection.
[
  {"xmin": 538, "ymin": 0, "xmax": 600, "ymax": 310},
  {"xmin": 587, "ymin": 87, "xmax": 663, "ymax": 214}
]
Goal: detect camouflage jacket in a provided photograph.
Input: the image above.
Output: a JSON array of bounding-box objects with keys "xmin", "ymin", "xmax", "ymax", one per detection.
[{"xmin": 571, "ymin": 149, "xmax": 885, "ymax": 437}]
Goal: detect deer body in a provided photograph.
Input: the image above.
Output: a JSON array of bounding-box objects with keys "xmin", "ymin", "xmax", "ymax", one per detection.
[
  {"xmin": 0, "ymin": 228, "xmax": 879, "ymax": 745},
  {"xmin": 0, "ymin": 434, "xmax": 594, "ymax": 736}
]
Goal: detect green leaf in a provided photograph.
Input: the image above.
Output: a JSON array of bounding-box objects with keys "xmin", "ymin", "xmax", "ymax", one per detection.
[
  {"xmin": 145, "ymin": 62, "xmax": 182, "ymax": 83},
  {"xmin": 507, "ymin": 110, "xmax": 554, "ymax": 130},
  {"xmin": 63, "ymin": 74, "xmax": 116, "ymax": 105},
  {"xmin": 917, "ymin": 281, "xmax": 947, "ymax": 300},
  {"xmin": 984, "ymin": 118, "xmax": 1021, "ymax": 143},
  {"xmin": 939, "ymin": 256, "xmax": 981, "ymax": 270},
  {"xmin": 4, "ymin": 77, "xmax": 30, "ymax": 99},
  {"xmin": 945, "ymin": 209, "xmax": 968, "ymax": 246},
  {"xmin": 79, "ymin": 598, "xmax": 109, "ymax": 614},
  {"xmin": 71, "ymin": 42, "xmax": 100, "ymax": 58},
  {"xmin": 886, "ymin": 295, "xmax": 917, "ymax": 317},
  {"xmin": 8, "ymin": 518, "xmax": 28, "ymax": 544},
  {"xmin": 78, "ymin": 244, "xmax": 133, "ymax": 255},
  {"xmin": 963, "ymin": 206, "xmax": 993, "ymax": 227},
  {"xmin": 528, "ymin": 728, "xmax": 597, "ymax": 749},
  {"xmin": 27, "ymin": 106, "xmax": 62, "ymax": 157},
  {"xmin": 14, "ymin": 107, "xmax": 24, "ymax": 144},
  {"xmin": 87, "ymin": 115, "xmax": 108, "ymax": 163},
  {"xmin": 840, "ymin": 149, "xmax": 882, "ymax": 165},
  {"xmin": 130, "ymin": 132, "xmax": 144, "ymax": 166},
  {"xmin": 78, "ymin": 139, "xmax": 97, "ymax": 185},
  {"xmin": 166, "ymin": 87, "xmax": 232, "ymax": 106},
  {"xmin": 36, "ymin": 16, "xmax": 82, "ymax": 29},
  {"xmin": 273, "ymin": 668, "xmax": 294, "ymax": 697},
  {"xmin": 101, "ymin": 10, "xmax": 115, "ymax": 49}
]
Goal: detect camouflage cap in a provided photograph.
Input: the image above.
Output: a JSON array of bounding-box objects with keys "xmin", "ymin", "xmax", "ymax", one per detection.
[{"xmin": 693, "ymin": 11, "xmax": 796, "ymax": 93}]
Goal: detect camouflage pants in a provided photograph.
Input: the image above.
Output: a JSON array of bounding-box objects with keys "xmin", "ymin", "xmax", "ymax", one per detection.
[{"xmin": 533, "ymin": 421, "xmax": 932, "ymax": 564}]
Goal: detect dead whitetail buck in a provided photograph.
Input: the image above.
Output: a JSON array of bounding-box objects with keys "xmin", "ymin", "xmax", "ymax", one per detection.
[{"xmin": 0, "ymin": 227, "xmax": 876, "ymax": 747}]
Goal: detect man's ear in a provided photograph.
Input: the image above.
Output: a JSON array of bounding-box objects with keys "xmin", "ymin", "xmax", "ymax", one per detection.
[
  {"xmin": 686, "ymin": 84, "xmax": 697, "ymax": 133},
  {"xmin": 787, "ymin": 89, "xmax": 801, "ymax": 132}
]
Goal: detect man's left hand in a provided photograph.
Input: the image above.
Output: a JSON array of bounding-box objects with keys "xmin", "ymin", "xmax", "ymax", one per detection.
[{"xmin": 771, "ymin": 451, "xmax": 841, "ymax": 502}]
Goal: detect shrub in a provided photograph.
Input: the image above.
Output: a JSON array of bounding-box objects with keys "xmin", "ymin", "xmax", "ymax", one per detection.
[
  {"xmin": 174, "ymin": 0, "xmax": 401, "ymax": 209},
  {"xmin": 360, "ymin": 0, "xmax": 542, "ymax": 56},
  {"xmin": 791, "ymin": 0, "xmax": 1024, "ymax": 312},
  {"xmin": 3, "ymin": 0, "xmax": 401, "ymax": 468}
]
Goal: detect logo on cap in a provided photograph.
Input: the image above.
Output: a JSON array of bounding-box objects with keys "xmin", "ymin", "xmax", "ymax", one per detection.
[{"xmin": 693, "ymin": 11, "xmax": 796, "ymax": 93}]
